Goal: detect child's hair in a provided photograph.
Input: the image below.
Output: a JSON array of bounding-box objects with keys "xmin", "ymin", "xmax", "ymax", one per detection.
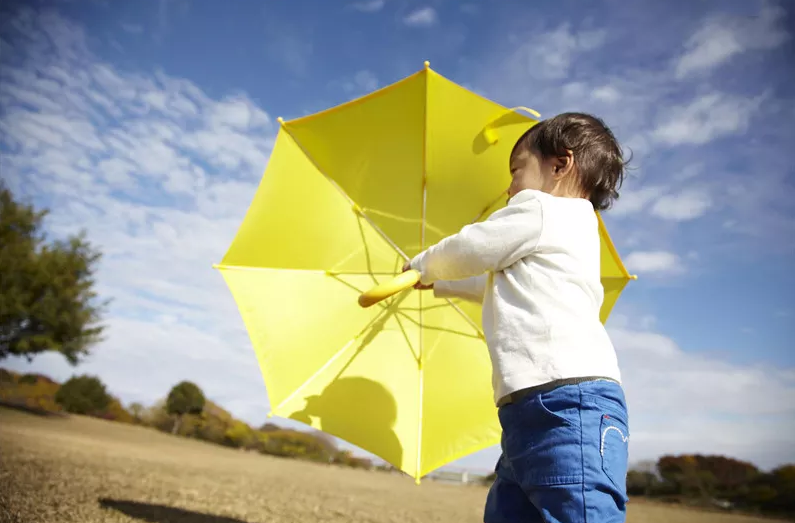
[{"xmin": 511, "ymin": 112, "xmax": 628, "ymax": 211}]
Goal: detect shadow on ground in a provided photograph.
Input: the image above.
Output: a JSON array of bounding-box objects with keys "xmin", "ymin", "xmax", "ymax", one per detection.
[{"xmin": 98, "ymin": 498, "xmax": 250, "ymax": 523}]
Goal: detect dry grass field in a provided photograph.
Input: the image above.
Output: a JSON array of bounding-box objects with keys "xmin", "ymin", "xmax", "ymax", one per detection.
[{"xmin": 0, "ymin": 407, "xmax": 786, "ymax": 523}]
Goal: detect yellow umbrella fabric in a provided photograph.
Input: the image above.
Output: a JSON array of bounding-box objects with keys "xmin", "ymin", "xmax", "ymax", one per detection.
[{"xmin": 214, "ymin": 62, "xmax": 635, "ymax": 483}]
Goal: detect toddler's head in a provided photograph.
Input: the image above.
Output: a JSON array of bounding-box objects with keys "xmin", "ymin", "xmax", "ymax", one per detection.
[{"xmin": 508, "ymin": 112, "xmax": 627, "ymax": 211}]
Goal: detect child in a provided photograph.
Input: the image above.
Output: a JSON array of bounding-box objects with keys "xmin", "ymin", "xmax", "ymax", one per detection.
[{"xmin": 404, "ymin": 113, "xmax": 630, "ymax": 523}]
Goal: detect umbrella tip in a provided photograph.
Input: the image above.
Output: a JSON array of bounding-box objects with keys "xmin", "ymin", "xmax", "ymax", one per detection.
[
  {"xmin": 630, "ymin": 274, "xmax": 638, "ymax": 280},
  {"xmin": 424, "ymin": 60, "xmax": 430, "ymax": 69},
  {"xmin": 277, "ymin": 116, "xmax": 285, "ymax": 125}
]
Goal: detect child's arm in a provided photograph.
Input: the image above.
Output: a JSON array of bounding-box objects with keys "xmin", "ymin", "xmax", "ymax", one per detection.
[
  {"xmin": 433, "ymin": 274, "xmax": 488, "ymax": 303},
  {"xmin": 409, "ymin": 195, "xmax": 543, "ymax": 285}
]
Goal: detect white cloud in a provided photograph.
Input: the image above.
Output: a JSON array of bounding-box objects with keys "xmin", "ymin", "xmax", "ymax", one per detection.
[
  {"xmin": 651, "ymin": 189, "xmax": 712, "ymax": 221},
  {"xmin": 652, "ymin": 92, "xmax": 764, "ymax": 146},
  {"xmin": 503, "ymin": 24, "xmax": 608, "ymax": 81},
  {"xmin": 576, "ymin": 29, "xmax": 607, "ymax": 50},
  {"xmin": 610, "ymin": 185, "xmax": 667, "ymax": 217},
  {"xmin": 609, "ymin": 323, "xmax": 795, "ymax": 469},
  {"xmin": 675, "ymin": 2, "xmax": 790, "ymax": 78},
  {"xmin": 624, "ymin": 251, "xmax": 683, "ymax": 274},
  {"xmin": 341, "ymin": 70, "xmax": 378, "ymax": 95},
  {"xmin": 121, "ymin": 23, "xmax": 143, "ymax": 34},
  {"xmin": 403, "ymin": 7, "xmax": 437, "ymax": 27},
  {"xmin": 0, "ymin": 7, "xmax": 275, "ymax": 423},
  {"xmin": 591, "ymin": 85, "xmax": 620, "ymax": 103},
  {"xmin": 351, "ymin": 0, "xmax": 385, "ymax": 12},
  {"xmin": 561, "ymin": 81, "xmax": 587, "ymax": 99}
]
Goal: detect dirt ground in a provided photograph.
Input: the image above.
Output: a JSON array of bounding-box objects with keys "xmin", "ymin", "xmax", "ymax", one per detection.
[{"xmin": 0, "ymin": 407, "xmax": 785, "ymax": 523}]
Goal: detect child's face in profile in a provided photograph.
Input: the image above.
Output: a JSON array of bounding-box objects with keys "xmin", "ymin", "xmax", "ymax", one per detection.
[{"xmin": 507, "ymin": 148, "xmax": 555, "ymax": 200}]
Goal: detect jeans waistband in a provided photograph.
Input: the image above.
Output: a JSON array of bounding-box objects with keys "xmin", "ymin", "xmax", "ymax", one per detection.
[{"xmin": 497, "ymin": 376, "xmax": 620, "ymax": 408}]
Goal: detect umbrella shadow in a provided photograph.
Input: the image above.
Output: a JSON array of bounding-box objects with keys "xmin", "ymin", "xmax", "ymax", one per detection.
[
  {"xmin": 289, "ymin": 376, "xmax": 402, "ymax": 469},
  {"xmin": 98, "ymin": 498, "xmax": 249, "ymax": 523}
]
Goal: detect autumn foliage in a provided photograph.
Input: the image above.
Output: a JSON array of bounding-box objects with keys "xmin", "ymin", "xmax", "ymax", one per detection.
[{"xmin": 627, "ymin": 454, "xmax": 795, "ymax": 516}]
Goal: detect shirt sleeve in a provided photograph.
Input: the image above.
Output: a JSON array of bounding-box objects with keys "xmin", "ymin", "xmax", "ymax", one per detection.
[
  {"xmin": 433, "ymin": 274, "xmax": 488, "ymax": 303},
  {"xmin": 409, "ymin": 194, "xmax": 543, "ymax": 285}
]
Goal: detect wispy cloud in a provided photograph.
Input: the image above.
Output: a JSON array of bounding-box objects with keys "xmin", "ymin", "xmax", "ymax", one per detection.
[
  {"xmin": 652, "ymin": 92, "xmax": 766, "ymax": 146},
  {"xmin": 1, "ymin": 7, "xmax": 275, "ymax": 422},
  {"xmin": 624, "ymin": 251, "xmax": 684, "ymax": 274},
  {"xmin": 121, "ymin": 23, "xmax": 143, "ymax": 34},
  {"xmin": 341, "ymin": 70, "xmax": 378, "ymax": 95},
  {"xmin": 350, "ymin": 0, "xmax": 386, "ymax": 13},
  {"xmin": 403, "ymin": 7, "xmax": 437, "ymax": 27},
  {"xmin": 609, "ymin": 319, "xmax": 795, "ymax": 468},
  {"xmin": 651, "ymin": 189, "xmax": 712, "ymax": 221},
  {"xmin": 610, "ymin": 186, "xmax": 667, "ymax": 217},
  {"xmin": 505, "ymin": 25, "xmax": 607, "ymax": 80},
  {"xmin": 460, "ymin": 4, "xmax": 479, "ymax": 16},
  {"xmin": 675, "ymin": 1, "xmax": 790, "ymax": 78},
  {"xmin": 262, "ymin": 11, "xmax": 314, "ymax": 77}
]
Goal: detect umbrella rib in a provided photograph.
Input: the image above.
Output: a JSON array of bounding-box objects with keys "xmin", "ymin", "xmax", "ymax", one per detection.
[
  {"xmin": 214, "ymin": 264, "xmax": 400, "ymax": 276},
  {"xmin": 393, "ymin": 313, "xmax": 419, "ymax": 363},
  {"xmin": 279, "ymin": 128, "xmax": 411, "ymax": 262},
  {"xmin": 394, "ymin": 311, "xmax": 482, "ymax": 340},
  {"xmin": 267, "ymin": 305, "xmax": 394, "ymax": 417},
  {"xmin": 443, "ymin": 298, "xmax": 485, "ymax": 339},
  {"xmin": 415, "ymin": 73, "xmax": 430, "ymax": 484}
]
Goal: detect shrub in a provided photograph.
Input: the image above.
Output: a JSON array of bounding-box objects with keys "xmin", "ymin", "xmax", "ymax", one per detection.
[
  {"xmin": 256, "ymin": 429, "xmax": 335, "ymax": 462},
  {"xmin": 225, "ymin": 420, "xmax": 257, "ymax": 449},
  {"xmin": 54, "ymin": 375, "xmax": 110, "ymax": 415},
  {"xmin": 98, "ymin": 398, "xmax": 134, "ymax": 423}
]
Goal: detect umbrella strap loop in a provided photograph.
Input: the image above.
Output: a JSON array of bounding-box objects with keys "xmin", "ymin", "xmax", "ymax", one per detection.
[{"xmin": 483, "ymin": 106, "xmax": 541, "ymax": 145}]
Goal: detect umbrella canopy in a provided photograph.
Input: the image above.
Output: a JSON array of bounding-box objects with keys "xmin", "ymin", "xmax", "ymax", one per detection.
[{"xmin": 214, "ymin": 62, "xmax": 635, "ymax": 483}]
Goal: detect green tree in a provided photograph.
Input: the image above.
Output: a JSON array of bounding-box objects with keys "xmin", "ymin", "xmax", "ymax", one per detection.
[
  {"xmin": 0, "ymin": 184, "xmax": 106, "ymax": 364},
  {"xmin": 128, "ymin": 402, "xmax": 145, "ymax": 422},
  {"xmin": 55, "ymin": 375, "xmax": 111, "ymax": 415},
  {"xmin": 166, "ymin": 381, "xmax": 205, "ymax": 435}
]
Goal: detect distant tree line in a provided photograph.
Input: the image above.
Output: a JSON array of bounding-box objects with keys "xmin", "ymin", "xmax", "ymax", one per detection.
[
  {"xmin": 0, "ymin": 368, "xmax": 383, "ymax": 473},
  {"xmin": 625, "ymin": 455, "xmax": 794, "ymax": 517}
]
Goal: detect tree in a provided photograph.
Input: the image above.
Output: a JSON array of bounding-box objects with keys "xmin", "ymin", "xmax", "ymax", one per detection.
[
  {"xmin": 658, "ymin": 455, "xmax": 716, "ymax": 498},
  {"xmin": 166, "ymin": 381, "xmax": 205, "ymax": 435},
  {"xmin": 55, "ymin": 375, "xmax": 111, "ymax": 415},
  {"xmin": 128, "ymin": 402, "xmax": 145, "ymax": 422},
  {"xmin": 0, "ymin": 184, "xmax": 106, "ymax": 364}
]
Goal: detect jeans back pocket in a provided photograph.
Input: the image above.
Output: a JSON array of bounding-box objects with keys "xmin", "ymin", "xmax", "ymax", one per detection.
[{"xmin": 599, "ymin": 413, "xmax": 629, "ymax": 500}]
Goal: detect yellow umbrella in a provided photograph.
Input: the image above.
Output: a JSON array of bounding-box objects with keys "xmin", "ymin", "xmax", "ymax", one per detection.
[{"xmin": 214, "ymin": 62, "xmax": 635, "ymax": 483}]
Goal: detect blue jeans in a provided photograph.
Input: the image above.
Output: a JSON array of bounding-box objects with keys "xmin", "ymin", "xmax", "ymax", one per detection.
[{"xmin": 484, "ymin": 380, "xmax": 630, "ymax": 523}]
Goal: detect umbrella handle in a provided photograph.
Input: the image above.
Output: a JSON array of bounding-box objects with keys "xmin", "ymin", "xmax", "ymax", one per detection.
[{"xmin": 358, "ymin": 270, "xmax": 421, "ymax": 308}]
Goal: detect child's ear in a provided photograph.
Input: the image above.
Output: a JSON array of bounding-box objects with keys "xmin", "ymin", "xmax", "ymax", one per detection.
[{"xmin": 554, "ymin": 150, "xmax": 575, "ymax": 178}]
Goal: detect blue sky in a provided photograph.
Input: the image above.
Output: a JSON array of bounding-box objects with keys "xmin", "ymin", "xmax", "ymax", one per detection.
[{"xmin": 1, "ymin": 0, "xmax": 794, "ymax": 474}]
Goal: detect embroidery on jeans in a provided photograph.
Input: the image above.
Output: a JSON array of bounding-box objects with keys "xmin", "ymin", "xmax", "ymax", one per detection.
[{"xmin": 600, "ymin": 426, "xmax": 628, "ymax": 456}]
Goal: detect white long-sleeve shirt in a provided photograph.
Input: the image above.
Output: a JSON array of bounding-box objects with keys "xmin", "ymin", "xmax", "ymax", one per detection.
[{"xmin": 409, "ymin": 188, "xmax": 621, "ymax": 405}]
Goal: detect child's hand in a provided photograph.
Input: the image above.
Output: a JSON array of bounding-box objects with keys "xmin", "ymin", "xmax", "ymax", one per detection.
[{"xmin": 402, "ymin": 261, "xmax": 433, "ymax": 290}]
